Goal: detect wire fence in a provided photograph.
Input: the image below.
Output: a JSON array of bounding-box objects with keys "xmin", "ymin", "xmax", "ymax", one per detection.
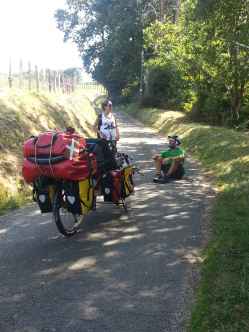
[{"xmin": 0, "ymin": 59, "xmax": 106, "ymax": 94}]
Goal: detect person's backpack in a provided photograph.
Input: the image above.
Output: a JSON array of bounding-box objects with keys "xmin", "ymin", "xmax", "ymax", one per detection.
[{"xmin": 97, "ymin": 113, "xmax": 102, "ymax": 138}]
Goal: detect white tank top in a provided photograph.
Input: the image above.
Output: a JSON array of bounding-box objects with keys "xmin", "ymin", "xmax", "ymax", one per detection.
[{"xmin": 99, "ymin": 113, "xmax": 116, "ymax": 140}]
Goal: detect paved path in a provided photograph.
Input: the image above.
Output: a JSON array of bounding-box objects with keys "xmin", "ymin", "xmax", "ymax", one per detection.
[{"xmin": 0, "ymin": 109, "xmax": 215, "ymax": 332}]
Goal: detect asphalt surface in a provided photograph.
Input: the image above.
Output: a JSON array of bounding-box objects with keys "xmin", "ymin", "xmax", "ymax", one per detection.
[{"xmin": 0, "ymin": 109, "xmax": 215, "ymax": 332}]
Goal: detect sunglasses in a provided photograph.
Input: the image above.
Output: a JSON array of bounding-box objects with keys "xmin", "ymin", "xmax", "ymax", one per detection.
[{"xmin": 108, "ymin": 104, "xmax": 113, "ymax": 107}]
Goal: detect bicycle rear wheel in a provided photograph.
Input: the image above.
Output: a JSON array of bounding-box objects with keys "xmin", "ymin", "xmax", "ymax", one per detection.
[{"xmin": 53, "ymin": 186, "xmax": 83, "ymax": 237}]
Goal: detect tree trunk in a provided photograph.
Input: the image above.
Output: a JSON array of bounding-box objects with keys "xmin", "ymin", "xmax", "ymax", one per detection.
[
  {"xmin": 229, "ymin": 79, "xmax": 244, "ymax": 125},
  {"xmin": 236, "ymin": 81, "xmax": 245, "ymax": 121},
  {"xmin": 159, "ymin": 0, "xmax": 164, "ymax": 23},
  {"xmin": 229, "ymin": 86, "xmax": 237, "ymax": 125},
  {"xmin": 107, "ymin": 87, "xmax": 120, "ymax": 103},
  {"xmin": 174, "ymin": 0, "xmax": 181, "ymax": 26}
]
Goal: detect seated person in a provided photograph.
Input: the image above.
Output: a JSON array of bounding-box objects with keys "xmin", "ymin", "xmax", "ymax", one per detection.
[{"xmin": 152, "ymin": 135, "xmax": 185, "ymax": 183}]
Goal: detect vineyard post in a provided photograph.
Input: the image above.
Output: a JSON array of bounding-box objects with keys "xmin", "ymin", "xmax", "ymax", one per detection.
[
  {"xmin": 28, "ymin": 62, "xmax": 31, "ymax": 90},
  {"xmin": 35, "ymin": 65, "xmax": 39, "ymax": 92},
  {"xmin": 20, "ymin": 59, "xmax": 23, "ymax": 89},
  {"xmin": 8, "ymin": 55, "xmax": 12, "ymax": 88}
]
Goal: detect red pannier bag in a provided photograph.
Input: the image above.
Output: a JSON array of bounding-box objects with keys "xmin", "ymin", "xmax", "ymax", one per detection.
[
  {"xmin": 101, "ymin": 170, "xmax": 122, "ymax": 202},
  {"xmin": 22, "ymin": 128, "xmax": 97, "ymax": 183}
]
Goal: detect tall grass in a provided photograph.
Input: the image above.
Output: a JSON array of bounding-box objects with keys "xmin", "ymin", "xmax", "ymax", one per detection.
[{"xmin": 0, "ymin": 88, "xmax": 97, "ymax": 215}]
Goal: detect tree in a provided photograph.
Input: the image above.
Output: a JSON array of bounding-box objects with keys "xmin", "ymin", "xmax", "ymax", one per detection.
[
  {"xmin": 63, "ymin": 67, "xmax": 83, "ymax": 82},
  {"xmin": 181, "ymin": 0, "xmax": 249, "ymax": 125},
  {"xmin": 55, "ymin": 0, "xmax": 157, "ymax": 102},
  {"xmin": 143, "ymin": 0, "xmax": 249, "ymax": 127}
]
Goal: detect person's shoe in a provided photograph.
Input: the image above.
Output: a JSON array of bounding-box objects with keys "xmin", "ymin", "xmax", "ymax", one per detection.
[
  {"xmin": 153, "ymin": 173, "xmax": 162, "ymax": 183},
  {"xmin": 159, "ymin": 174, "xmax": 170, "ymax": 183}
]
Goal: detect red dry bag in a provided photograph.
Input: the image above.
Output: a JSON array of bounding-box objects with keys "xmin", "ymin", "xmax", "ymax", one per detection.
[{"xmin": 22, "ymin": 128, "xmax": 97, "ymax": 183}]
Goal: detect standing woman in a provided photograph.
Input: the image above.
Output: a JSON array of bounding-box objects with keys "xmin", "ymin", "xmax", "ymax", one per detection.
[{"xmin": 92, "ymin": 100, "xmax": 119, "ymax": 144}]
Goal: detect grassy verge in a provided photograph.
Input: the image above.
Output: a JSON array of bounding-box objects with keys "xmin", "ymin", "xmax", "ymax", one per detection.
[
  {"xmin": 0, "ymin": 88, "xmax": 97, "ymax": 215},
  {"xmin": 93, "ymin": 93, "xmax": 107, "ymax": 108},
  {"xmin": 122, "ymin": 103, "xmax": 249, "ymax": 331}
]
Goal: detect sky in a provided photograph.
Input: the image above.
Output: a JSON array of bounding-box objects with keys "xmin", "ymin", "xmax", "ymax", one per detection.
[{"xmin": 0, "ymin": 0, "xmax": 91, "ymax": 80}]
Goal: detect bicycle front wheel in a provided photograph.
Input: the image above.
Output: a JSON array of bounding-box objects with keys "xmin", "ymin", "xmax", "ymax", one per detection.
[{"xmin": 53, "ymin": 186, "xmax": 83, "ymax": 237}]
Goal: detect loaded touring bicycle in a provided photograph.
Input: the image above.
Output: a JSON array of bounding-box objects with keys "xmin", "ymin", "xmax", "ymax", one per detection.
[{"xmin": 22, "ymin": 127, "xmax": 141, "ymax": 237}]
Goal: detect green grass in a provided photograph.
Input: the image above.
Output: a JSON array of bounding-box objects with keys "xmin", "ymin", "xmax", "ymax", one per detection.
[
  {"xmin": 122, "ymin": 103, "xmax": 249, "ymax": 331},
  {"xmin": 93, "ymin": 93, "xmax": 107, "ymax": 108}
]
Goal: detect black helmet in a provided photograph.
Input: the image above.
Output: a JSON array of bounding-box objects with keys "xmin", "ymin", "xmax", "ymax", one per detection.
[{"xmin": 168, "ymin": 135, "xmax": 181, "ymax": 147}]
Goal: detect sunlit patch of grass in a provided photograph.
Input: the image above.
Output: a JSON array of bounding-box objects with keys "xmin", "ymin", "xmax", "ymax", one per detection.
[{"xmin": 94, "ymin": 94, "xmax": 106, "ymax": 108}]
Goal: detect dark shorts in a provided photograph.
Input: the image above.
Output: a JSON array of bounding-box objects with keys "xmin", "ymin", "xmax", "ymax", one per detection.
[{"xmin": 162, "ymin": 163, "xmax": 185, "ymax": 179}]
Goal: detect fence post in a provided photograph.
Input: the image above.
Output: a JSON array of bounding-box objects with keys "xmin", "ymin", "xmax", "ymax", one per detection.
[
  {"xmin": 58, "ymin": 72, "xmax": 60, "ymax": 93},
  {"xmin": 72, "ymin": 76, "xmax": 76, "ymax": 92},
  {"xmin": 53, "ymin": 70, "xmax": 56, "ymax": 92},
  {"xmin": 48, "ymin": 69, "xmax": 51, "ymax": 92},
  {"xmin": 28, "ymin": 62, "xmax": 31, "ymax": 90},
  {"xmin": 67, "ymin": 76, "xmax": 70, "ymax": 94},
  {"xmin": 8, "ymin": 55, "xmax": 12, "ymax": 88},
  {"xmin": 43, "ymin": 68, "xmax": 46, "ymax": 91},
  {"xmin": 35, "ymin": 65, "xmax": 39, "ymax": 92},
  {"xmin": 20, "ymin": 59, "xmax": 23, "ymax": 89}
]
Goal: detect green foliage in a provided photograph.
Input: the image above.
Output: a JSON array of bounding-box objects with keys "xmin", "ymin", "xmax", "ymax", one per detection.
[
  {"xmin": 142, "ymin": 0, "xmax": 249, "ymax": 129},
  {"xmin": 144, "ymin": 56, "xmax": 188, "ymax": 108},
  {"xmin": 63, "ymin": 67, "xmax": 82, "ymax": 82},
  {"xmin": 54, "ymin": 0, "xmax": 156, "ymax": 102},
  {"xmin": 53, "ymin": 0, "xmax": 249, "ymax": 129},
  {"xmin": 181, "ymin": 0, "xmax": 249, "ymax": 127}
]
